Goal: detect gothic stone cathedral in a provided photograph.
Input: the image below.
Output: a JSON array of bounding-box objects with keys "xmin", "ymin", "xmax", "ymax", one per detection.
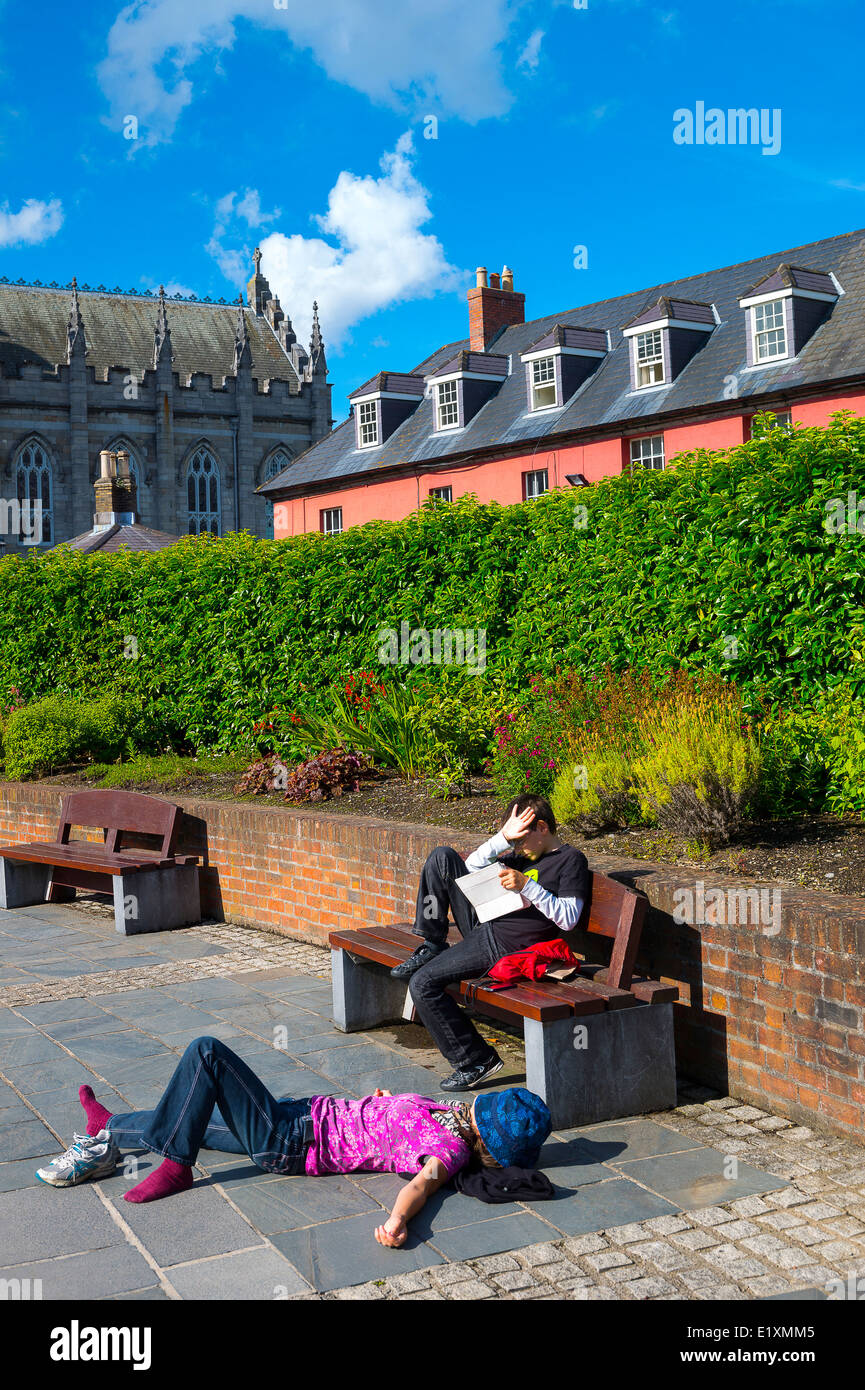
[{"xmin": 0, "ymin": 251, "xmax": 331, "ymax": 549}]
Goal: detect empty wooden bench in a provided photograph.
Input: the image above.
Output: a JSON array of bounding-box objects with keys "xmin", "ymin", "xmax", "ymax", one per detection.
[
  {"xmin": 330, "ymin": 869, "xmax": 678, "ymax": 1129},
  {"xmin": 0, "ymin": 790, "xmax": 201, "ymax": 936}
]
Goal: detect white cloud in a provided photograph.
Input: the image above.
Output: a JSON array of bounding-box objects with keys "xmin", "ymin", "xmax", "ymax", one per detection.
[
  {"xmin": 206, "ymin": 186, "xmax": 281, "ymax": 284},
  {"xmin": 518, "ymin": 29, "xmax": 544, "ymax": 71},
  {"xmin": 207, "ymin": 133, "xmax": 463, "ymax": 349},
  {"xmin": 98, "ymin": 0, "xmax": 515, "ymax": 145},
  {"xmin": 0, "ymin": 198, "xmax": 63, "ymax": 248}
]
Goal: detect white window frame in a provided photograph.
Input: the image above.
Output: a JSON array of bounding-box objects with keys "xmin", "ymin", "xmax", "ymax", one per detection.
[
  {"xmin": 530, "ymin": 356, "xmax": 559, "ymax": 411},
  {"xmin": 523, "ymin": 468, "xmax": 548, "ymax": 500},
  {"xmin": 428, "ymin": 485, "xmax": 453, "ymax": 504},
  {"xmin": 629, "ymin": 435, "xmax": 665, "ymax": 471},
  {"xmin": 356, "ymin": 399, "xmax": 380, "ymax": 448},
  {"xmin": 435, "ymin": 379, "xmax": 461, "ymax": 431},
  {"xmin": 635, "ymin": 330, "xmax": 665, "ymax": 388},
  {"xmin": 321, "ymin": 507, "xmax": 343, "ymax": 536},
  {"xmin": 752, "ymin": 300, "xmax": 788, "ymax": 363}
]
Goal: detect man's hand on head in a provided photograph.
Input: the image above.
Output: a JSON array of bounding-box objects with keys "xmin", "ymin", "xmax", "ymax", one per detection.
[{"xmin": 501, "ymin": 805, "xmax": 536, "ymax": 844}]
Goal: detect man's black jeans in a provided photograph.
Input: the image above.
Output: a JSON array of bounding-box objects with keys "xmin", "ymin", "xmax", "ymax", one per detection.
[{"xmin": 408, "ymin": 845, "xmax": 508, "ymax": 1070}]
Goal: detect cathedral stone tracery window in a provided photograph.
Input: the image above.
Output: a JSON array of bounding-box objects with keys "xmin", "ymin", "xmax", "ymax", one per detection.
[
  {"xmin": 187, "ymin": 447, "xmax": 221, "ymax": 535},
  {"xmin": 15, "ymin": 440, "xmax": 53, "ymax": 544},
  {"xmin": 263, "ymin": 449, "xmax": 291, "ymax": 537}
]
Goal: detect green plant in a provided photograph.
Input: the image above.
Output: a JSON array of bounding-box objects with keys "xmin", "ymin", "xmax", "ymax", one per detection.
[
  {"xmin": 3, "ymin": 691, "xmax": 139, "ymax": 780},
  {"xmin": 84, "ymin": 752, "xmax": 246, "ymax": 789},
  {"xmin": 632, "ymin": 686, "xmax": 763, "ymax": 845},
  {"xmin": 0, "ymin": 413, "xmax": 863, "ymax": 757},
  {"xmin": 551, "ymin": 735, "xmax": 643, "ymax": 831}
]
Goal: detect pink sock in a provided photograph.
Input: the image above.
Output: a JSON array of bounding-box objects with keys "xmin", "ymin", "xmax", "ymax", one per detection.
[
  {"xmin": 124, "ymin": 1157, "xmax": 194, "ymax": 1204},
  {"xmin": 79, "ymin": 1085, "xmax": 113, "ymax": 1138}
]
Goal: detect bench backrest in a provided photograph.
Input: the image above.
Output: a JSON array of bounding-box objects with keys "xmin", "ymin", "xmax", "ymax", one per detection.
[
  {"xmin": 582, "ymin": 870, "xmax": 646, "ymax": 991},
  {"xmin": 56, "ymin": 790, "xmax": 181, "ymax": 858}
]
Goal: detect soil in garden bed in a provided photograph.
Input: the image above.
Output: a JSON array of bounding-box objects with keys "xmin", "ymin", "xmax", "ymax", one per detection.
[{"xmin": 43, "ymin": 767, "xmax": 865, "ymax": 898}]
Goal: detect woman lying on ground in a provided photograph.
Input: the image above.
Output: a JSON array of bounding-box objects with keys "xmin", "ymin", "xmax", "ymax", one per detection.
[{"xmin": 36, "ymin": 1034, "xmax": 551, "ymax": 1248}]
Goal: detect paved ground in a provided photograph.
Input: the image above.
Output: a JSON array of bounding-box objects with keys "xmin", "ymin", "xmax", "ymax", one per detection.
[{"xmin": 1, "ymin": 902, "xmax": 865, "ymax": 1301}]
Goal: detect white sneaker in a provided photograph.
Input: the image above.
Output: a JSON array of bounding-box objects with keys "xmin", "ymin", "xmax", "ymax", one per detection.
[{"xmin": 35, "ymin": 1130, "xmax": 119, "ymax": 1187}]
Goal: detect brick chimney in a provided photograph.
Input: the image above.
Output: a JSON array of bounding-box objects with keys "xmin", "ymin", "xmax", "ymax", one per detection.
[
  {"xmin": 93, "ymin": 450, "xmax": 138, "ymax": 527},
  {"xmin": 467, "ymin": 264, "xmax": 525, "ymax": 351}
]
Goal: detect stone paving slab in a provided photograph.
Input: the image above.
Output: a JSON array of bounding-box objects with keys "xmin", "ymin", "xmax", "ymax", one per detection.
[
  {"xmin": 1, "ymin": 900, "xmax": 865, "ymax": 1302},
  {"xmin": 166, "ymin": 1248, "xmax": 312, "ymax": 1300},
  {"xmin": 0, "ymin": 1243, "xmax": 157, "ymax": 1299}
]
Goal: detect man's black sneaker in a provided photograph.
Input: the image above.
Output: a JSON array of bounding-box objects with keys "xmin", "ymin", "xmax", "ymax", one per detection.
[
  {"xmin": 390, "ymin": 942, "xmax": 446, "ymax": 980},
  {"xmin": 439, "ymin": 1053, "xmax": 504, "ymax": 1092}
]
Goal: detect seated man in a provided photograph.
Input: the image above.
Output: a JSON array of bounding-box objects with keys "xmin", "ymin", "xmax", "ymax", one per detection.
[{"xmin": 392, "ymin": 793, "xmax": 589, "ymax": 1092}]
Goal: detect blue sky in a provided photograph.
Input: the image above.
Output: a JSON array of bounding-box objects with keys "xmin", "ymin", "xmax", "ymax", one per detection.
[{"xmin": 1, "ymin": 0, "xmax": 864, "ymax": 413}]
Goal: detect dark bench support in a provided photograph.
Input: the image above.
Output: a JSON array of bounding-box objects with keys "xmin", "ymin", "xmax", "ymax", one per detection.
[
  {"xmin": 331, "ymin": 947, "xmax": 412, "ymax": 1032},
  {"xmin": 0, "ymin": 859, "xmax": 52, "ymax": 912},
  {"xmin": 524, "ymin": 1003, "xmax": 677, "ymax": 1130},
  {"xmin": 112, "ymin": 865, "xmax": 201, "ymax": 936}
]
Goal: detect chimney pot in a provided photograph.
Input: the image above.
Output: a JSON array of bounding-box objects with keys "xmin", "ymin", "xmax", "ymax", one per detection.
[
  {"xmin": 98, "ymin": 450, "xmax": 113, "ymax": 479},
  {"xmin": 115, "ymin": 449, "xmax": 130, "ymax": 480},
  {"xmin": 466, "ymin": 261, "xmax": 525, "ymax": 350}
]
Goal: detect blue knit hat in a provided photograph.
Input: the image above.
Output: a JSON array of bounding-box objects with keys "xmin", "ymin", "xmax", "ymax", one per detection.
[{"xmin": 473, "ymin": 1088, "xmax": 552, "ymax": 1168}]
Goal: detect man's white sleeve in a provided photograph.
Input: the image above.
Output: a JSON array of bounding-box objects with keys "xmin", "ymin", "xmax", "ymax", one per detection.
[
  {"xmin": 519, "ymin": 877, "xmax": 583, "ymax": 932},
  {"xmin": 463, "ymin": 831, "xmax": 512, "ymax": 872}
]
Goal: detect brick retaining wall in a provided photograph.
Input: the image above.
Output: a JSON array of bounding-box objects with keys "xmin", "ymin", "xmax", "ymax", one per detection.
[{"xmin": 1, "ymin": 782, "xmax": 863, "ymax": 1140}]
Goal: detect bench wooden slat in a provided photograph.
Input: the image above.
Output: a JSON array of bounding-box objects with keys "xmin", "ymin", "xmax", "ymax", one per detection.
[
  {"xmin": 0, "ymin": 843, "xmax": 184, "ymax": 874},
  {"xmin": 354, "ymin": 923, "xmax": 634, "ymax": 1014},
  {"xmin": 331, "ymin": 927, "xmax": 579, "ymax": 1022},
  {"xmin": 594, "ymin": 968, "xmax": 678, "ymax": 1004},
  {"xmin": 333, "ymin": 925, "xmax": 606, "ymax": 1020}
]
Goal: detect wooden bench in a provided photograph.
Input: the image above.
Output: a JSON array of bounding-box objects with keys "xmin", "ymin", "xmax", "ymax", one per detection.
[
  {"xmin": 329, "ymin": 869, "xmax": 678, "ymax": 1129},
  {"xmin": 0, "ymin": 790, "xmax": 201, "ymax": 936}
]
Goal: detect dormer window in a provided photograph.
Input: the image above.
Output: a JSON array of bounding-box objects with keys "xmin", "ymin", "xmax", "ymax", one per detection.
[
  {"xmin": 752, "ymin": 300, "xmax": 787, "ymax": 362},
  {"xmin": 530, "ymin": 357, "xmax": 558, "ymax": 410},
  {"xmin": 520, "ymin": 325, "xmax": 607, "ymax": 414},
  {"xmin": 435, "ymin": 379, "xmax": 460, "ymax": 429},
  {"xmin": 428, "ymin": 351, "xmax": 509, "ymax": 432},
  {"xmin": 357, "ymin": 399, "xmax": 379, "ymax": 447},
  {"xmin": 623, "ymin": 299, "xmax": 714, "ymax": 392},
  {"xmin": 739, "ymin": 264, "xmax": 839, "ymax": 368},
  {"xmin": 635, "ymin": 330, "xmax": 665, "ymax": 387},
  {"xmin": 349, "ymin": 371, "xmax": 425, "ymax": 449}
]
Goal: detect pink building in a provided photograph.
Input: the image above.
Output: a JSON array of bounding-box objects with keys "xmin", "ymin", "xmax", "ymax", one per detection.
[{"xmin": 261, "ymin": 228, "xmax": 865, "ymax": 537}]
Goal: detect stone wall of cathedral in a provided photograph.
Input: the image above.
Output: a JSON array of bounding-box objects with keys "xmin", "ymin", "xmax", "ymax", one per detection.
[{"xmin": 0, "ymin": 359, "xmax": 330, "ymax": 549}]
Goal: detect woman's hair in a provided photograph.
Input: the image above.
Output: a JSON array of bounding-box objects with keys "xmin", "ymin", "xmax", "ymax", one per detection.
[{"xmin": 451, "ymin": 1102, "xmax": 500, "ymax": 1168}]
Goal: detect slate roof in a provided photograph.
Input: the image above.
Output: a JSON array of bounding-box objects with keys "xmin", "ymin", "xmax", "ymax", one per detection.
[
  {"xmin": 0, "ymin": 283, "xmax": 301, "ymax": 387},
  {"xmin": 62, "ymin": 522, "xmax": 182, "ymax": 554},
  {"xmin": 262, "ymin": 227, "xmax": 865, "ymax": 498},
  {"xmin": 625, "ymin": 298, "xmax": 716, "ymax": 328}
]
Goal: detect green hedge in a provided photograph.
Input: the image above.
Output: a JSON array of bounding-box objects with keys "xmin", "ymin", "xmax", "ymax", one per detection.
[{"xmin": 0, "ymin": 411, "xmax": 863, "ymax": 750}]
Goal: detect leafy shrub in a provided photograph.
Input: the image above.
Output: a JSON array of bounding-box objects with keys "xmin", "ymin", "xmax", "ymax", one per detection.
[
  {"xmin": 84, "ymin": 752, "xmax": 246, "ymax": 790},
  {"xmin": 631, "ymin": 686, "xmax": 762, "ymax": 844},
  {"xmin": 551, "ymin": 734, "xmax": 643, "ymax": 831},
  {"xmin": 234, "ymin": 748, "xmax": 375, "ymax": 802},
  {"xmin": 822, "ymin": 686, "xmax": 865, "ymax": 816},
  {"xmin": 3, "ymin": 692, "xmax": 138, "ymax": 780},
  {"xmin": 0, "ymin": 413, "xmax": 864, "ymax": 764}
]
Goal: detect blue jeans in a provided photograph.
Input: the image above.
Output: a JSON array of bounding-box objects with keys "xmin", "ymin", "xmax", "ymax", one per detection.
[{"xmin": 107, "ymin": 1036, "xmax": 315, "ymax": 1175}]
